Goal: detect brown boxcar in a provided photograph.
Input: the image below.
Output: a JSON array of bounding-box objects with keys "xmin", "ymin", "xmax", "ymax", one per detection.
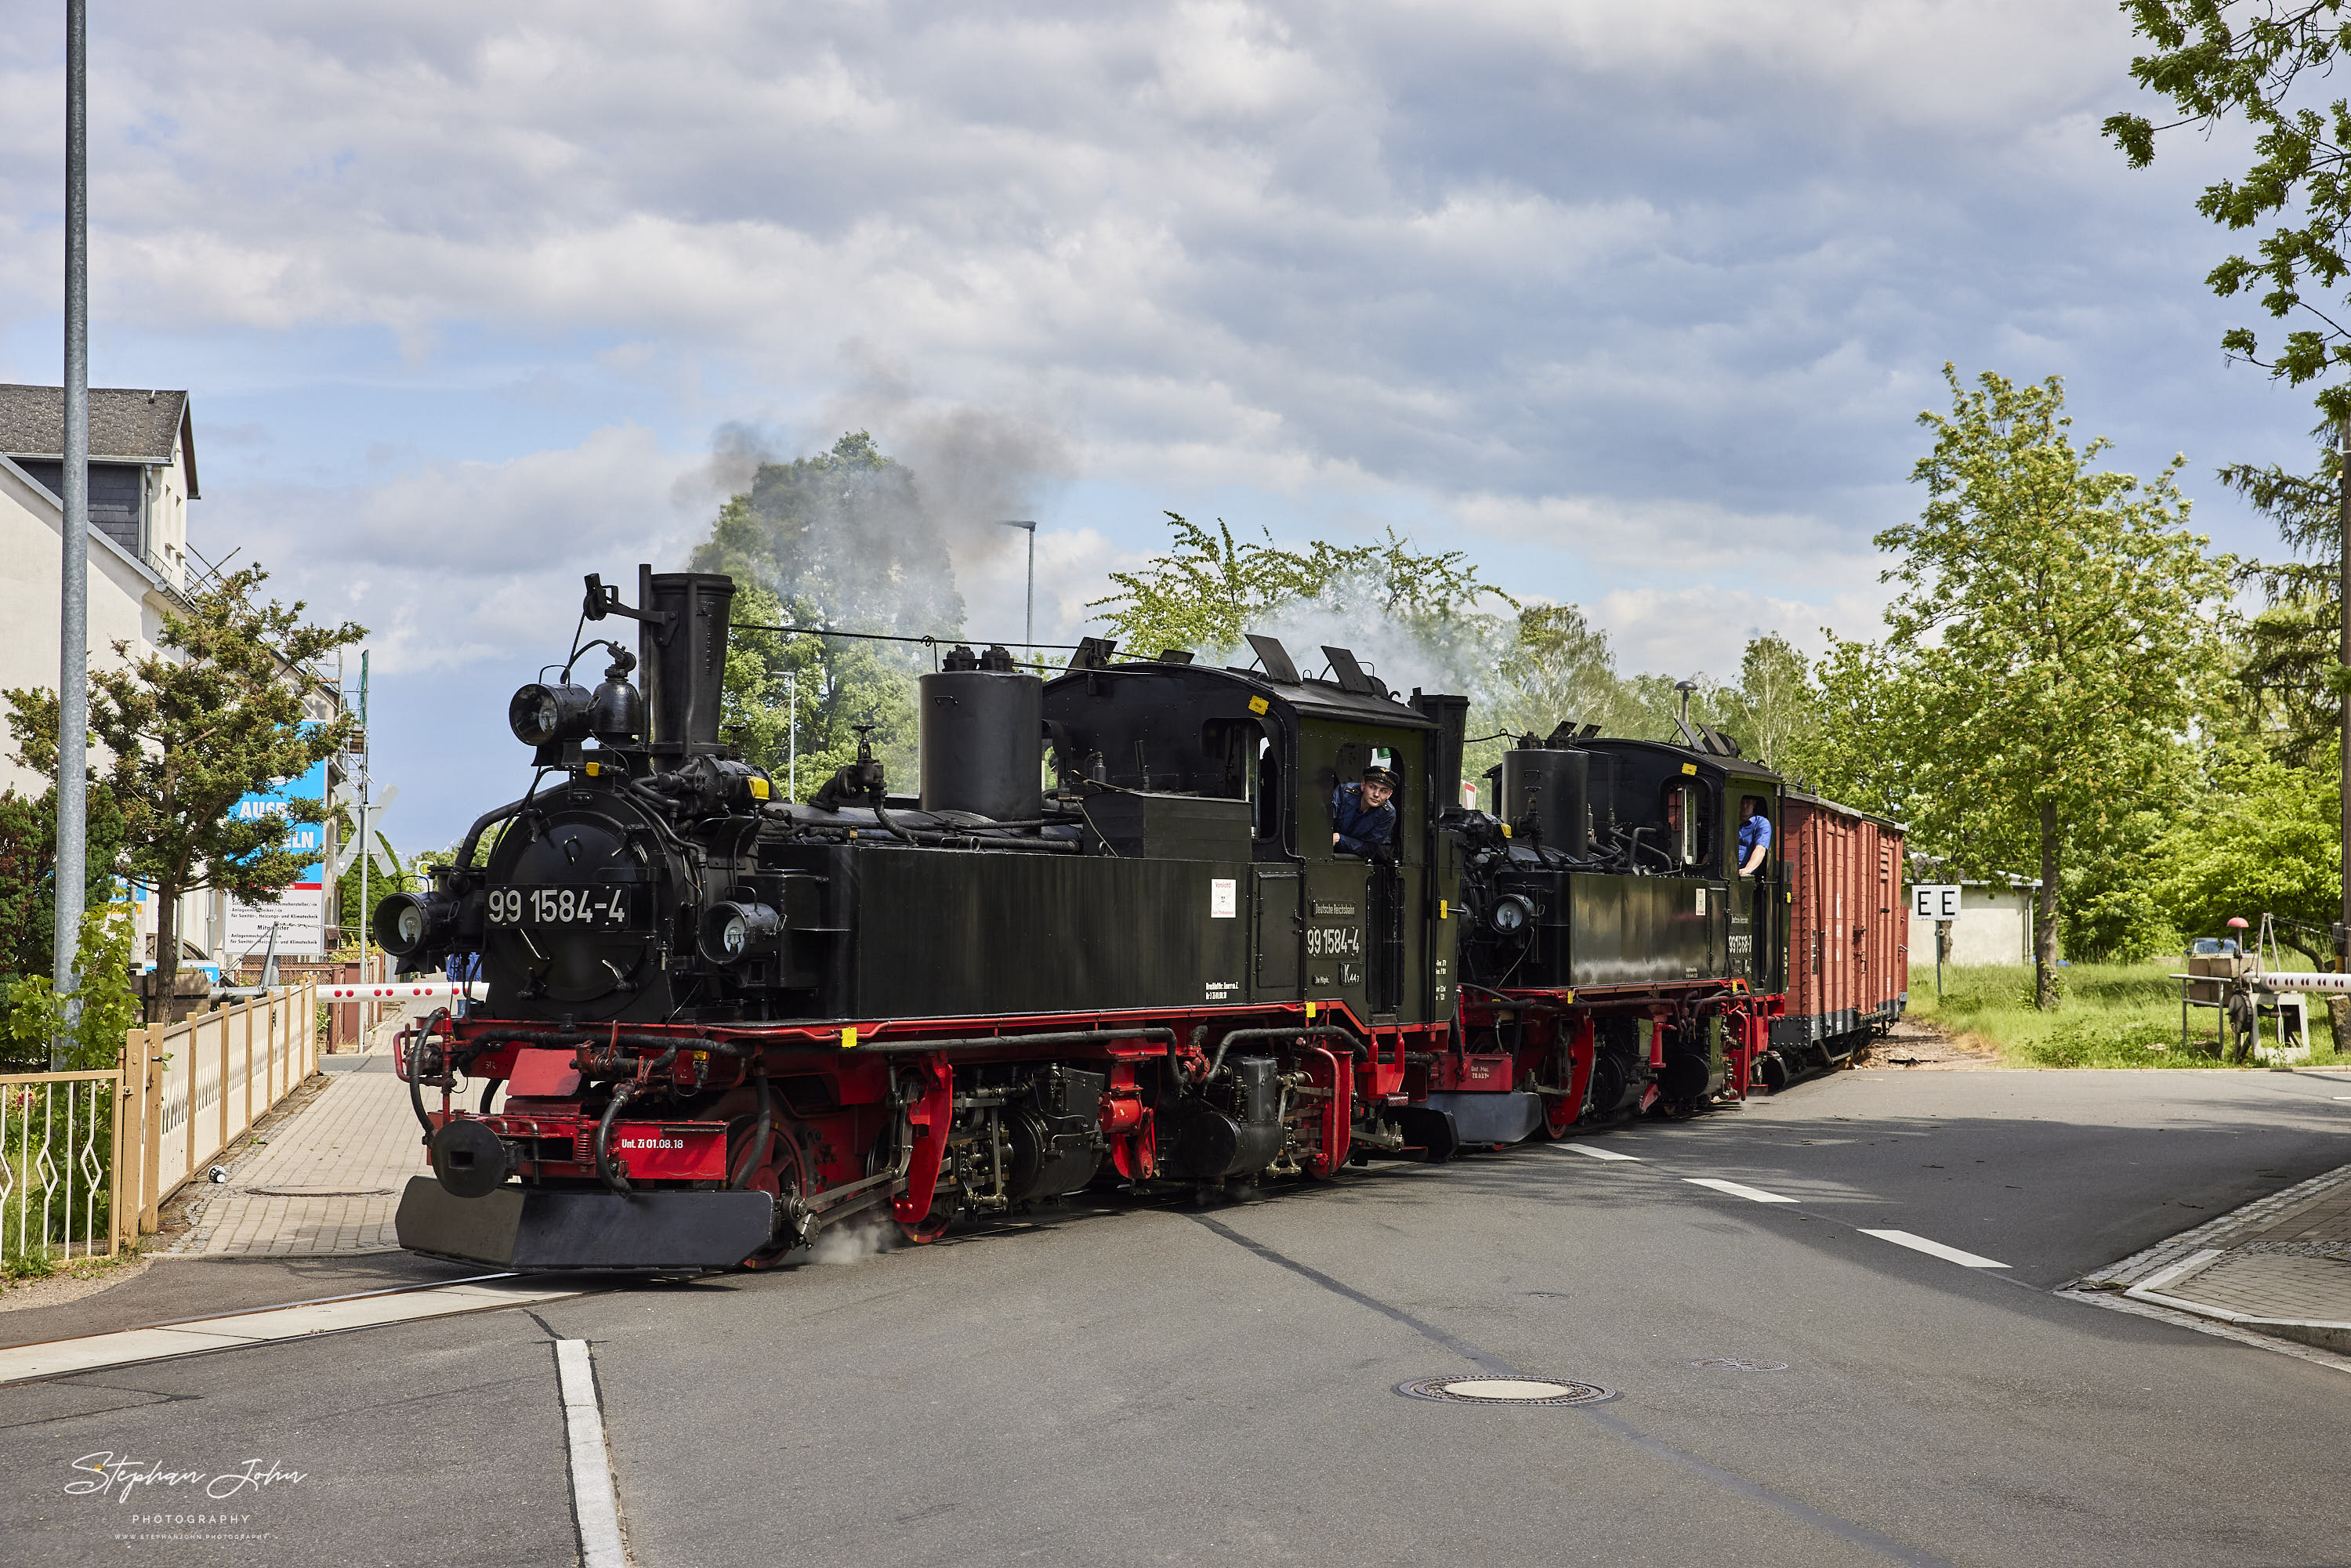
[{"xmin": 1772, "ymin": 789, "xmax": 1907, "ymax": 1064}]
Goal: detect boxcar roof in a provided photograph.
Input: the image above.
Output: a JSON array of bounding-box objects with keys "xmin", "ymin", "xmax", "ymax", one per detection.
[{"xmin": 1783, "ymin": 787, "xmax": 1905, "ymax": 833}]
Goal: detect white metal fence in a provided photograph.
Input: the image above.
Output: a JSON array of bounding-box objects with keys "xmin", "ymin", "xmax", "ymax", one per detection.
[
  {"xmin": 0, "ymin": 981, "xmax": 321, "ymax": 1262},
  {"xmin": 0, "ymin": 1070, "xmax": 118, "ymax": 1262}
]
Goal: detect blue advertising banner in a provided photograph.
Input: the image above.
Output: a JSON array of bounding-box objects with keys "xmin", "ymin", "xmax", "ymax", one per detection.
[
  {"xmin": 224, "ymin": 754, "xmax": 331, "ymax": 958},
  {"xmin": 231, "ymin": 756, "xmax": 329, "ymax": 885}
]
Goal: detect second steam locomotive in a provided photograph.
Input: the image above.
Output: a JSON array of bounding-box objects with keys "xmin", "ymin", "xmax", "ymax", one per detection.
[{"xmin": 378, "ymin": 568, "xmax": 1907, "ymax": 1269}]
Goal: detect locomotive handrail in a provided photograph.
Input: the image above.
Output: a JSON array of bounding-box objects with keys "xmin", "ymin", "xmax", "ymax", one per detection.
[{"xmin": 850, "ymin": 1026, "xmax": 1179, "ymax": 1056}]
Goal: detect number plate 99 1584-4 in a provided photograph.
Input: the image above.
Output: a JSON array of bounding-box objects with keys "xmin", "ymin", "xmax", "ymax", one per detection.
[{"xmin": 485, "ymin": 886, "xmax": 636, "ymax": 927}]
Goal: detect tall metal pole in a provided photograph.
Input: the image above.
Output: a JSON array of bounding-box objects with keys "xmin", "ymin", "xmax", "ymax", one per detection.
[
  {"xmin": 52, "ymin": 0, "xmax": 89, "ymax": 1070},
  {"xmin": 2338, "ymin": 419, "xmax": 2349, "ymax": 962},
  {"xmin": 993, "ymin": 520, "xmax": 1038, "ymax": 659},
  {"xmin": 357, "ymin": 654, "xmax": 371, "ymax": 1037},
  {"xmin": 787, "ymin": 668, "xmax": 797, "ymax": 802}
]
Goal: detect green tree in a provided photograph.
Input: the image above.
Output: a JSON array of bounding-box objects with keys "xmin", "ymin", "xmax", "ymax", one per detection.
[
  {"xmin": 0, "ymin": 785, "xmax": 124, "ymax": 985},
  {"xmin": 1089, "ymin": 513, "xmax": 1512, "ymax": 663},
  {"xmin": 692, "ymin": 433, "xmax": 961, "ymax": 792},
  {"xmin": 1832, "ymin": 367, "xmax": 2234, "ymax": 1009},
  {"xmin": 0, "ymin": 900, "xmax": 137, "ymax": 1073},
  {"xmin": 5, "ymin": 566, "xmax": 364, "ymax": 1017},
  {"xmin": 1716, "ymin": 634, "xmax": 1822, "ymax": 773},
  {"xmin": 2149, "ymin": 744, "xmax": 2342, "ymax": 941},
  {"xmin": 2106, "ymin": 1, "xmax": 2351, "ymax": 420},
  {"xmin": 714, "ymin": 581, "xmax": 894, "ymax": 800},
  {"xmin": 692, "ymin": 432, "xmax": 964, "ymax": 634},
  {"xmin": 2206, "ymin": 434, "xmax": 2345, "ymax": 764}
]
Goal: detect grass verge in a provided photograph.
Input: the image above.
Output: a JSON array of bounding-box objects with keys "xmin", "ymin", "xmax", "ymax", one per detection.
[
  {"xmin": 0, "ymin": 1239, "xmax": 143, "ymax": 1291},
  {"xmin": 1906, "ymin": 960, "xmax": 2346, "ymax": 1069}
]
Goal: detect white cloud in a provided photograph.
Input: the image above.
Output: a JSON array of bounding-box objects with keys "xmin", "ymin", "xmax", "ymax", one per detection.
[
  {"xmin": 0, "ymin": 0, "xmax": 2302, "ymax": 840},
  {"xmin": 1593, "ymin": 583, "xmax": 1888, "ymax": 679},
  {"xmin": 217, "ymin": 425, "xmax": 704, "ymax": 676}
]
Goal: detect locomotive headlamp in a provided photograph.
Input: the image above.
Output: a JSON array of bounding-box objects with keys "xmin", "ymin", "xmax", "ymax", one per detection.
[
  {"xmin": 375, "ymin": 891, "xmax": 455, "ymax": 957},
  {"xmin": 1488, "ymin": 894, "xmax": 1534, "ymax": 936},
  {"xmin": 508, "ymin": 682, "xmax": 593, "ymax": 748},
  {"xmin": 698, "ymin": 901, "xmax": 781, "ymax": 966}
]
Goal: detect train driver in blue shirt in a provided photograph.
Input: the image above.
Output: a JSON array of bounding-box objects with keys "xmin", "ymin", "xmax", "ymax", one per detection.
[
  {"xmin": 1737, "ymin": 795, "xmax": 1772, "ymax": 877},
  {"xmin": 1331, "ymin": 766, "xmax": 1400, "ymax": 857}
]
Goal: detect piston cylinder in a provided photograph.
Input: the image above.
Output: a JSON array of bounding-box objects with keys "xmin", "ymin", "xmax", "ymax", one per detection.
[{"xmin": 919, "ymin": 664, "xmax": 1045, "ymax": 822}]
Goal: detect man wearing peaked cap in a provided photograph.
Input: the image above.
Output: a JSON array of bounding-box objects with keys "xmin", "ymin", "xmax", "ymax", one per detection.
[{"xmin": 1331, "ymin": 766, "xmax": 1400, "ymax": 856}]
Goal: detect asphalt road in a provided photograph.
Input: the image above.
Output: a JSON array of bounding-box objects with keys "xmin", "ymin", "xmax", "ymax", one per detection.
[{"xmin": 5, "ymin": 1066, "xmax": 2349, "ymax": 1568}]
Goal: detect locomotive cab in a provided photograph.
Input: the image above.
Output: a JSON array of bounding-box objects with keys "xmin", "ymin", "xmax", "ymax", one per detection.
[{"xmin": 1040, "ymin": 637, "xmax": 1455, "ymax": 1027}]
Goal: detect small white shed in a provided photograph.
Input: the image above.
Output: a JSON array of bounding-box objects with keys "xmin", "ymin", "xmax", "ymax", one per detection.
[{"xmin": 1907, "ymin": 869, "xmax": 2038, "ymax": 967}]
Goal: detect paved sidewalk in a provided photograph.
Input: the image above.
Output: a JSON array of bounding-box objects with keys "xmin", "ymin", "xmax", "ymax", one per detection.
[
  {"xmin": 2075, "ymin": 1160, "xmax": 2351, "ymax": 1354},
  {"xmin": 161, "ymin": 1029, "xmax": 429, "ymax": 1258}
]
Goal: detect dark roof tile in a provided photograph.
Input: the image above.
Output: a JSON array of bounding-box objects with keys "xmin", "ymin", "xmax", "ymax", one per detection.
[{"xmin": 0, "ymin": 385, "xmax": 195, "ymax": 496}]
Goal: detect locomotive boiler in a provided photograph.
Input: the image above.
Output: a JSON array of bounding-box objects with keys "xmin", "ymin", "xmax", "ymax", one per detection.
[{"xmin": 378, "ymin": 567, "xmax": 1904, "ymax": 1272}]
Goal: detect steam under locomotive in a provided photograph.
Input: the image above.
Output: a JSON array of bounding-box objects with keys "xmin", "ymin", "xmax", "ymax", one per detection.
[{"xmin": 379, "ymin": 568, "xmax": 1907, "ymax": 1271}]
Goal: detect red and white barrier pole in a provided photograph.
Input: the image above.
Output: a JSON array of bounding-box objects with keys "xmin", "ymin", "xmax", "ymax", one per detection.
[{"xmin": 321, "ymin": 982, "xmax": 487, "ymax": 1001}]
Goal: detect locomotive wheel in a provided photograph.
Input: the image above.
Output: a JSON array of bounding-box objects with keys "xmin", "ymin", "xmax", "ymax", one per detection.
[
  {"xmin": 732, "ymin": 1121, "xmax": 809, "ymax": 1271},
  {"xmin": 899, "ymin": 1194, "xmax": 955, "ymax": 1245},
  {"xmin": 1534, "ymin": 1055, "xmax": 1578, "ymax": 1139}
]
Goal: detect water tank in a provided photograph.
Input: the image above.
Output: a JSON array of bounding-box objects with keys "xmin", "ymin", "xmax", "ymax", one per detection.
[
  {"xmin": 1499, "ymin": 747, "xmax": 1588, "ymax": 855},
  {"xmin": 918, "ymin": 661, "xmax": 1045, "ymax": 822}
]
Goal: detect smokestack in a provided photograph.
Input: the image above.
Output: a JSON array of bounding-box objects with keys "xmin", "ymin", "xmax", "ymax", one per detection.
[{"xmin": 641, "ymin": 568, "xmax": 736, "ymax": 761}]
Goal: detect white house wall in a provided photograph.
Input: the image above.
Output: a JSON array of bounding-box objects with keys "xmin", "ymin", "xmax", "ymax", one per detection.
[
  {"xmin": 0, "ymin": 453, "xmax": 212, "ymax": 968},
  {"xmin": 1908, "ymin": 887, "xmax": 2034, "ymax": 969}
]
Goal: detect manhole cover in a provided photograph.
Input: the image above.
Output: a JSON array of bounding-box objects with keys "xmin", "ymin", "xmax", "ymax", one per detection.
[
  {"xmin": 1688, "ymin": 1357, "xmax": 1788, "ymax": 1371},
  {"xmin": 1395, "ymin": 1377, "xmax": 1616, "ymax": 1406}
]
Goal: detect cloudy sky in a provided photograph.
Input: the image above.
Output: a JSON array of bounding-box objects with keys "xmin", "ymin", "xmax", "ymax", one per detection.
[{"xmin": 0, "ymin": 0, "xmax": 2313, "ymax": 847}]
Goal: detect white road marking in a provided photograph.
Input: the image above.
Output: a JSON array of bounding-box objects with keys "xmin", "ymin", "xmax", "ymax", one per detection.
[
  {"xmin": 1684, "ymin": 1177, "xmax": 1799, "ymax": 1204},
  {"xmin": 1563, "ymin": 1143, "xmax": 1641, "ymax": 1161},
  {"xmin": 0, "ymin": 1276, "xmax": 581, "ymax": 1385},
  {"xmin": 1859, "ymin": 1229, "xmax": 2011, "ymax": 1269},
  {"xmin": 556, "ymin": 1339, "xmax": 629, "ymax": 1568}
]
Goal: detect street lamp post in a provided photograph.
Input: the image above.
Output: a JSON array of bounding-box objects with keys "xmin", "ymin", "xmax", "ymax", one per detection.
[
  {"xmin": 52, "ymin": 0, "xmax": 90, "ymax": 1067},
  {"xmin": 994, "ymin": 520, "xmax": 1038, "ymax": 658}
]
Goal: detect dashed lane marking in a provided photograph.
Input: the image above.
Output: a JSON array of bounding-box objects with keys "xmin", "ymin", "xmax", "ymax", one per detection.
[
  {"xmin": 1859, "ymin": 1229, "xmax": 2011, "ymax": 1269},
  {"xmin": 556, "ymin": 1339, "xmax": 629, "ymax": 1568},
  {"xmin": 1684, "ymin": 1177, "xmax": 1799, "ymax": 1204},
  {"xmin": 0, "ymin": 1276, "xmax": 584, "ymax": 1385},
  {"xmin": 1563, "ymin": 1143, "xmax": 1641, "ymax": 1161}
]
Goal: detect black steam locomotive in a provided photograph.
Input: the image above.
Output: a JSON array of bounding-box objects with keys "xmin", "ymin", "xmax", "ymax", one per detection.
[{"xmin": 380, "ymin": 568, "xmax": 1904, "ymax": 1271}]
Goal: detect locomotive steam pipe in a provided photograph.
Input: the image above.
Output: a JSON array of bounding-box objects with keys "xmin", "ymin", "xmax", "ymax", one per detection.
[
  {"xmin": 730, "ymin": 1070, "xmax": 775, "ymax": 1191},
  {"xmin": 594, "ymin": 1081, "xmax": 644, "ymax": 1194},
  {"xmin": 1208, "ymin": 1024, "xmax": 1364, "ymax": 1078}
]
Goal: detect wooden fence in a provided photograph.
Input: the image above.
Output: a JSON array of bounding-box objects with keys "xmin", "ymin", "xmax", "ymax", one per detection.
[{"xmin": 0, "ymin": 980, "xmax": 321, "ymax": 1261}]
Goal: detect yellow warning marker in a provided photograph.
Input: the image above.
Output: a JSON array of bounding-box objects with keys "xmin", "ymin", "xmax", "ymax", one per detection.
[{"xmin": 841, "ymin": 1026, "xmax": 859, "ymax": 1050}]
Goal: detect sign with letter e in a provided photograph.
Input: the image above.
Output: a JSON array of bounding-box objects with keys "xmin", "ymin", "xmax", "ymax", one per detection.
[{"xmin": 1911, "ymin": 884, "xmax": 1962, "ymax": 921}]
